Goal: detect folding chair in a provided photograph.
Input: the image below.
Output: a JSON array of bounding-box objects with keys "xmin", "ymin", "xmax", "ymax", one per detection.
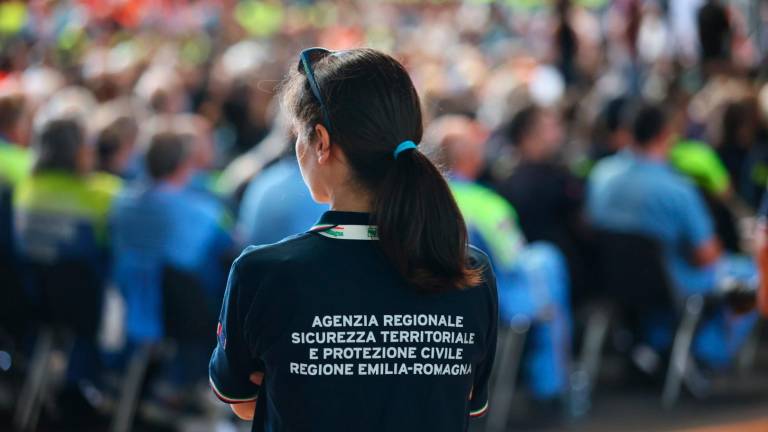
[
  {"xmin": 14, "ymin": 259, "xmax": 102, "ymax": 431},
  {"xmin": 587, "ymin": 230, "xmax": 713, "ymax": 409},
  {"xmin": 110, "ymin": 266, "xmax": 217, "ymax": 432},
  {"xmin": 0, "ymin": 183, "xmax": 27, "ymax": 344}
]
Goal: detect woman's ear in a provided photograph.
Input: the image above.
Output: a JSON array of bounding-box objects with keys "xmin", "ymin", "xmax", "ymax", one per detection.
[{"xmin": 314, "ymin": 124, "xmax": 331, "ymax": 164}]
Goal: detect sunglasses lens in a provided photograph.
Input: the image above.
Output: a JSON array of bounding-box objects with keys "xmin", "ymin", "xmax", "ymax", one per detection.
[
  {"xmin": 297, "ymin": 48, "xmax": 331, "ymax": 73},
  {"xmin": 296, "ymin": 47, "xmax": 333, "ymax": 129},
  {"xmin": 307, "ymin": 49, "xmax": 329, "ymax": 63}
]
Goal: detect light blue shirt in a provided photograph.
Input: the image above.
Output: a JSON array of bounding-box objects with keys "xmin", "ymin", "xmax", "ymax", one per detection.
[
  {"xmin": 237, "ymin": 158, "xmax": 326, "ymax": 246},
  {"xmin": 586, "ymin": 150, "xmax": 716, "ymax": 295},
  {"xmin": 111, "ymin": 182, "xmax": 233, "ymax": 341}
]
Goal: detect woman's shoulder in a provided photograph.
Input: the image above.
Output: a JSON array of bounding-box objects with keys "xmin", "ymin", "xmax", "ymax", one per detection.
[
  {"xmin": 467, "ymin": 245, "xmax": 492, "ymax": 272},
  {"xmin": 233, "ymin": 232, "xmax": 319, "ymax": 274},
  {"xmin": 464, "ymin": 245, "xmax": 497, "ymax": 298}
]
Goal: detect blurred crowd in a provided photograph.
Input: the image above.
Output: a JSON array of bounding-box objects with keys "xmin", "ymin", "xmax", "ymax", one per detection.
[{"xmin": 2, "ymin": 0, "xmax": 768, "ymax": 430}]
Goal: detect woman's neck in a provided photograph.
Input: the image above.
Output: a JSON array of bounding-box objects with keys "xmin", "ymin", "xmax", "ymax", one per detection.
[{"xmin": 329, "ymin": 184, "xmax": 372, "ymax": 213}]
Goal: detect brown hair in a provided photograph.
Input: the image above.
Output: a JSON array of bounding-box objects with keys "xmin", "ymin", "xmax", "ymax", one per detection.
[{"xmin": 281, "ymin": 48, "xmax": 482, "ymax": 293}]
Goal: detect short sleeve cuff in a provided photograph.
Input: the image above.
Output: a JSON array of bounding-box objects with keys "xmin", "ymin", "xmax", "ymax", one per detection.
[
  {"xmin": 469, "ymin": 400, "xmax": 489, "ymax": 417},
  {"xmin": 209, "ymin": 376, "xmax": 259, "ymax": 404},
  {"xmin": 468, "ymin": 385, "xmax": 489, "ymax": 418},
  {"xmin": 209, "ymin": 346, "xmax": 260, "ymax": 403}
]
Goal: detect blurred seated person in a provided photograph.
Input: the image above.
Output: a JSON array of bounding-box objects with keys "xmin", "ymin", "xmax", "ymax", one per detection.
[
  {"xmin": 494, "ymin": 105, "xmax": 583, "ymax": 243},
  {"xmin": 237, "ymin": 136, "xmax": 326, "ymax": 246},
  {"xmin": 111, "ymin": 129, "xmax": 235, "ymax": 344},
  {"xmin": 587, "ymin": 104, "xmax": 758, "ymax": 369},
  {"xmin": 424, "ymin": 115, "xmax": 572, "ymax": 402},
  {"xmin": 716, "ymin": 99, "xmax": 764, "ymax": 208},
  {"xmin": 14, "ymin": 117, "xmax": 120, "ymax": 408},
  {"xmin": 670, "ymin": 138, "xmax": 740, "ymax": 252},
  {"xmin": 15, "ymin": 116, "xmax": 119, "ymax": 278},
  {"xmin": 492, "ymin": 104, "xmax": 588, "ymax": 302}
]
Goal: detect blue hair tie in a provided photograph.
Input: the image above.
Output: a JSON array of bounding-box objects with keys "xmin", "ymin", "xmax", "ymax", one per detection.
[{"xmin": 393, "ymin": 140, "xmax": 417, "ymax": 159}]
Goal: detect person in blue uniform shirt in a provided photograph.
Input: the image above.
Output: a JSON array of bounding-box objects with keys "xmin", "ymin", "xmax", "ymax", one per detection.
[
  {"xmin": 111, "ymin": 129, "xmax": 235, "ymax": 343},
  {"xmin": 424, "ymin": 115, "xmax": 572, "ymax": 402},
  {"xmin": 209, "ymin": 48, "xmax": 498, "ymax": 432},
  {"xmin": 237, "ymin": 143, "xmax": 326, "ymax": 246},
  {"xmin": 587, "ymin": 103, "xmax": 758, "ymax": 369}
]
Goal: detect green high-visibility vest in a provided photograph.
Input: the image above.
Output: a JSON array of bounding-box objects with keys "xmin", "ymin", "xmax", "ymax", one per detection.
[
  {"xmin": 450, "ymin": 180, "xmax": 524, "ymax": 271},
  {"xmin": 15, "ymin": 171, "xmax": 121, "ymax": 244},
  {"xmin": 670, "ymin": 139, "xmax": 730, "ymax": 196},
  {"xmin": 0, "ymin": 139, "xmax": 31, "ymax": 187}
]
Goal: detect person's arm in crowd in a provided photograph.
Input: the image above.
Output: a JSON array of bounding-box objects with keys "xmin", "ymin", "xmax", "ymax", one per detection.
[
  {"xmin": 692, "ymin": 237, "xmax": 722, "ymax": 267},
  {"xmin": 755, "ymin": 219, "xmax": 768, "ymax": 316},
  {"xmin": 680, "ymin": 184, "xmax": 722, "ymax": 267}
]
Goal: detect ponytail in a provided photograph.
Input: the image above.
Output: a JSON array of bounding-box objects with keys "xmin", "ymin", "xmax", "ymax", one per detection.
[
  {"xmin": 373, "ymin": 147, "xmax": 482, "ymax": 293},
  {"xmin": 281, "ymin": 47, "xmax": 483, "ymax": 293}
]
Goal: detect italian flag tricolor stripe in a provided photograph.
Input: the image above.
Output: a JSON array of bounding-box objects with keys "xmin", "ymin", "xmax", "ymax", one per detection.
[
  {"xmin": 209, "ymin": 377, "xmax": 259, "ymax": 404},
  {"xmin": 469, "ymin": 401, "xmax": 489, "ymax": 417},
  {"xmin": 309, "ymin": 224, "xmax": 379, "ymax": 240}
]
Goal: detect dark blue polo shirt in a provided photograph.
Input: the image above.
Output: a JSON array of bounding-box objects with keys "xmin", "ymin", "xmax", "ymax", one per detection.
[{"xmin": 209, "ymin": 211, "xmax": 498, "ymax": 432}]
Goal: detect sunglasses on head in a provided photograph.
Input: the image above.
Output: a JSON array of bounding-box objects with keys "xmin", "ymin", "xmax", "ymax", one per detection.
[{"xmin": 297, "ymin": 47, "xmax": 348, "ymax": 131}]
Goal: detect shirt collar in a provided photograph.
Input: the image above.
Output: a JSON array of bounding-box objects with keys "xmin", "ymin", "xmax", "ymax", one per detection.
[
  {"xmin": 310, "ymin": 211, "xmax": 378, "ymax": 240},
  {"xmin": 624, "ymin": 148, "xmax": 670, "ymax": 169}
]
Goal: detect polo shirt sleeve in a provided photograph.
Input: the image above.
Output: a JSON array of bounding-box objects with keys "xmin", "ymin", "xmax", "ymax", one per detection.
[
  {"xmin": 209, "ymin": 254, "xmax": 261, "ymax": 403},
  {"xmin": 677, "ymin": 183, "xmax": 715, "ymax": 249},
  {"xmin": 469, "ymin": 261, "xmax": 499, "ymax": 418}
]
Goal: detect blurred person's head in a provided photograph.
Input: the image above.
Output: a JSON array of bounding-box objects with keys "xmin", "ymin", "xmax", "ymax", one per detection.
[
  {"xmin": 82, "ymin": 42, "xmax": 143, "ymax": 102},
  {"xmin": 281, "ymin": 47, "xmax": 480, "ymax": 293},
  {"xmin": 632, "ymin": 104, "xmax": 673, "ymax": 158},
  {"xmin": 720, "ymin": 100, "xmax": 757, "ymax": 150},
  {"xmin": 95, "ymin": 116, "xmax": 138, "ymax": 176},
  {"xmin": 91, "ymin": 98, "xmax": 144, "ymax": 176},
  {"xmin": 173, "ymin": 114, "xmax": 215, "ymax": 171},
  {"xmin": 0, "ymin": 89, "xmax": 25, "ymax": 142},
  {"xmin": 508, "ymin": 105, "xmax": 564, "ymax": 162},
  {"xmin": 134, "ymin": 66, "xmax": 185, "ymax": 114},
  {"xmin": 213, "ymin": 41, "xmax": 280, "ymax": 154},
  {"xmin": 33, "ymin": 86, "xmax": 97, "ymax": 136},
  {"xmin": 33, "ymin": 118, "xmax": 92, "ymax": 175},
  {"xmin": 423, "ymin": 115, "xmax": 488, "ymax": 180},
  {"xmin": 600, "ymin": 96, "xmax": 635, "ymax": 152},
  {"xmin": 145, "ymin": 131, "xmax": 195, "ymax": 186},
  {"xmin": 21, "ymin": 67, "xmax": 65, "ymax": 107}
]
